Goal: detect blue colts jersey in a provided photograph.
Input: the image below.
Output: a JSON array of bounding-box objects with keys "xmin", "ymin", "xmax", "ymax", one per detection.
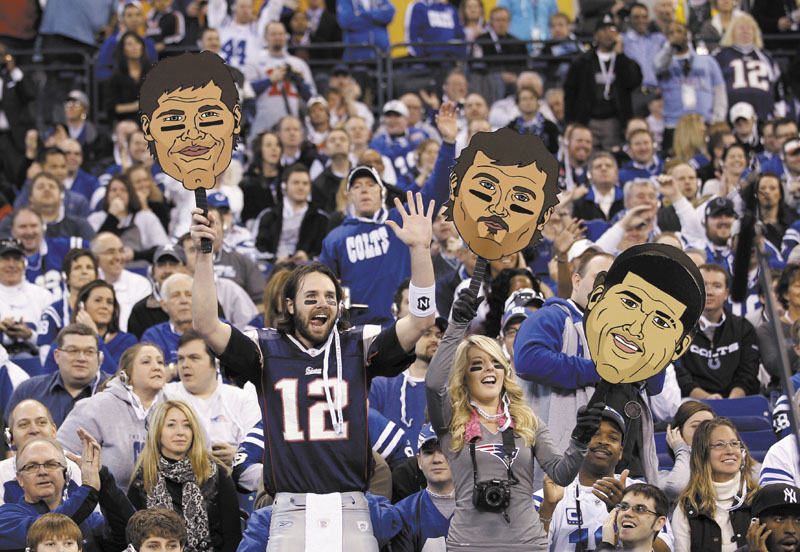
[
  {"xmin": 26, "ymin": 237, "xmax": 89, "ymax": 300},
  {"xmin": 219, "ymin": 324, "xmax": 413, "ymax": 495}
]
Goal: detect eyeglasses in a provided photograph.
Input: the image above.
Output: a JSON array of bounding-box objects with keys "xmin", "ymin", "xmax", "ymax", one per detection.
[
  {"xmin": 18, "ymin": 461, "xmax": 64, "ymax": 474},
  {"xmin": 616, "ymin": 502, "xmax": 659, "ymax": 516},
  {"xmin": 709, "ymin": 440, "xmax": 744, "ymax": 451},
  {"xmin": 58, "ymin": 347, "xmax": 99, "ymax": 357}
]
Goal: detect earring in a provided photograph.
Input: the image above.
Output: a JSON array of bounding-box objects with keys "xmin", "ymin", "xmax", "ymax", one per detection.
[{"xmin": 119, "ymin": 372, "xmax": 128, "ymax": 384}]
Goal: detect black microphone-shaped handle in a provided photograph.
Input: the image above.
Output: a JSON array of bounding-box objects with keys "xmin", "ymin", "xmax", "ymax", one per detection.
[
  {"xmin": 731, "ymin": 182, "xmax": 758, "ymax": 303},
  {"xmin": 468, "ymin": 257, "xmax": 488, "ymax": 297},
  {"xmin": 194, "ymin": 188, "xmax": 213, "ymax": 254}
]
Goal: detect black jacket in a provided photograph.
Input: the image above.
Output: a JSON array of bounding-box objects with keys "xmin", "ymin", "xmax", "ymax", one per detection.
[
  {"xmin": 128, "ymin": 465, "xmax": 241, "ymax": 552},
  {"xmin": 239, "ymin": 170, "xmax": 281, "ymax": 224},
  {"xmin": 564, "ymin": 49, "xmax": 642, "ymax": 126},
  {"xmin": 473, "ymin": 31, "xmax": 529, "ymax": 73},
  {"xmin": 683, "ymin": 498, "xmax": 751, "ymax": 552},
  {"xmin": 311, "ymin": 165, "xmax": 347, "ymax": 214},
  {"xmin": 506, "ymin": 116, "xmax": 560, "ymax": 155},
  {"xmin": 751, "ymin": 0, "xmax": 797, "ymax": 34},
  {"xmin": 676, "ymin": 310, "xmax": 760, "ymax": 397},
  {"xmin": 255, "ymin": 203, "xmax": 330, "ymax": 260},
  {"xmin": 571, "ymin": 195, "xmax": 625, "ymax": 222}
]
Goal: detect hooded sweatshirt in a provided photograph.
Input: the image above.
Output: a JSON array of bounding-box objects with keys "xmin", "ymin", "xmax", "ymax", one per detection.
[{"xmin": 57, "ymin": 377, "xmax": 164, "ymax": 488}]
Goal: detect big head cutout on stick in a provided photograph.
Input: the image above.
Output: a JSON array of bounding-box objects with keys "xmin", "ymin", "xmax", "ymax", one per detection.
[
  {"xmin": 584, "ymin": 243, "xmax": 705, "ymax": 384},
  {"xmin": 139, "ymin": 51, "xmax": 241, "ymax": 252},
  {"xmin": 446, "ymin": 128, "xmax": 560, "ymax": 261}
]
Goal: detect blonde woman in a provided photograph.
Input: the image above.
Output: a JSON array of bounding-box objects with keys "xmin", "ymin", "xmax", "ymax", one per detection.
[
  {"xmin": 671, "ymin": 417, "xmax": 759, "ymax": 552},
  {"xmin": 673, "ymin": 114, "xmax": 710, "ymax": 170},
  {"xmin": 425, "ymin": 289, "xmax": 601, "ymax": 550},
  {"xmin": 715, "ymin": 13, "xmax": 781, "ymax": 123},
  {"xmin": 127, "ymin": 399, "xmax": 241, "ymax": 552}
]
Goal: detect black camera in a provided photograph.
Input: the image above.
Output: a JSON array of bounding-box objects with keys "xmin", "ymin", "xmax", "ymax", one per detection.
[{"xmin": 472, "ymin": 479, "xmax": 512, "ymax": 513}]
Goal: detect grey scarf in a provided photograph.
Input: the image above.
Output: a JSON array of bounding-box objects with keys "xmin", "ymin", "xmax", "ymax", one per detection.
[{"xmin": 147, "ymin": 456, "xmax": 216, "ymax": 552}]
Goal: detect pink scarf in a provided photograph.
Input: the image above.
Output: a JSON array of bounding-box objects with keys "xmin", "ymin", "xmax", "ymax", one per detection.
[{"xmin": 466, "ymin": 394, "xmax": 514, "ymax": 443}]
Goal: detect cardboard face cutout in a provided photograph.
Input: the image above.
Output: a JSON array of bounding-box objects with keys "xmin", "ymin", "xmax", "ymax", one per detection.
[
  {"xmin": 446, "ymin": 128, "xmax": 559, "ymax": 261},
  {"xmin": 584, "ymin": 243, "xmax": 705, "ymax": 384},
  {"xmin": 139, "ymin": 51, "xmax": 241, "ymax": 190}
]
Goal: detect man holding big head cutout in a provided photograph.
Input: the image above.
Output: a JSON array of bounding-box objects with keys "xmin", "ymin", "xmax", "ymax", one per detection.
[{"xmin": 584, "ymin": 243, "xmax": 705, "ymax": 483}]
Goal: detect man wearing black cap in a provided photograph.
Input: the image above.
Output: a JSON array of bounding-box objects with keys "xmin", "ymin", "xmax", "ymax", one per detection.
[
  {"xmin": 679, "ymin": 196, "xmax": 738, "ymax": 272},
  {"xmin": 127, "ymin": 244, "xmax": 188, "ymax": 339},
  {"xmin": 564, "ymin": 13, "xmax": 642, "ymax": 151},
  {"xmin": 0, "ymin": 238, "xmax": 52, "ymax": 359},
  {"xmin": 676, "ymin": 262, "xmax": 760, "ymax": 399},
  {"xmin": 319, "ymin": 103, "xmax": 458, "ymax": 326},
  {"xmin": 537, "ymin": 406, "xmax": 674, "ymax": 552},
  {"xmin": 743, "ymin": 483, "xmax": 800, "ymax": 552}
]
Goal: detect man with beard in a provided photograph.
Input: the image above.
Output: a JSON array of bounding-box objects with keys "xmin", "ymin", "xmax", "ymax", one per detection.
[
  {"xmin": 558, "ymin": 124, "xmax": 593, "ymax": 191},
  {"xmin": 191, "ymin": 187, "xmax": 437, "ymax": 551},
  {"xmin": 536, "ymin": 409, "xmax": 674, "ymax": 552},
  {"xmin": 369, "ymin": 301, "xmax": 446, "ymax": 453}
]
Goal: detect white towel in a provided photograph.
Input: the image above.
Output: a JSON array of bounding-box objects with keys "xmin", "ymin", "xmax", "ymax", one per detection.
[{"xmin": 304, "ymin": 492, "xmax": 343, "ymax": 552}]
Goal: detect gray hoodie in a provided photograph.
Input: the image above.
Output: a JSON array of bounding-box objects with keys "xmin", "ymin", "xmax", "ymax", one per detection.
[{"xmin": 57, "ymin": 377, "xmax": 165, "ymax": 490}]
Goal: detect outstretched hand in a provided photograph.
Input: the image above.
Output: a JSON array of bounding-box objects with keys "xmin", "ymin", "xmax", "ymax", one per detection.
[
  {"xmin": 435, "ymin": 102, "xmax": 460, "ymax": 144},
  {"xmin": 386, "ymin": 191, "xmax": 434, "ymax": 249},
  {"xmin": 571, "ymin": 401, "xmax": 605, "ymax": 446}
]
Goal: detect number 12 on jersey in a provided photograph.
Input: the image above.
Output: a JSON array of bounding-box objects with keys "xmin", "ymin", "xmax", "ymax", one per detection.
[{"xmin": 275, "ymin": 378, "xmax": 350, "ymax": 442}]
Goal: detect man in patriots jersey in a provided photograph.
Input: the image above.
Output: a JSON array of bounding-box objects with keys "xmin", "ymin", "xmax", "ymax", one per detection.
[
  {"xmin": 391, "ymin": 424, "xmax": 454, "ymax": 552},
  {"xmin": 191, "ymin": 187, "xmax": 437, "ymax": 550},
  {"xmin": 207, "ymin": 0, "xmax": 283, "ymax": 74},
  {"xmin": 535, "ymin": 408, "xmax": 674, "ymax": 552},
  {"xmin": 232, "ymin": 407, "xmax": 414, "ymax": 493},
  {"xmin": 11, "ymin": 208, "xmax": 89, "ymax": 300}
]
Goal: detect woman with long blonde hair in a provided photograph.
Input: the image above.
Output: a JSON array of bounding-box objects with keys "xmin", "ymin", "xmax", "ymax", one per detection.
[
  {"xmin": 672, "ymin": 114, "xmax": 709, "ymax": 169},
  {"xmin": 715, "ymin": 13, "xmax": 780, "ymax": 123},
  {"xmin": 127, "ymin": 399, "xmax": 241, "ymax": 552},
  {"xmin": 425, "ymin": 289, "xmax": 600, "ymax": 550},
  {"xmin": 671, "ymin": 417, "xmax": 759, "ymax": 552}
]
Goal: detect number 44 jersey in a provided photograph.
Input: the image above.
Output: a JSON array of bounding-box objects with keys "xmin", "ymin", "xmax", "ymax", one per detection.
[{"xmin": 219, "ymin": 323, "xmax": 414, "ymax": 496}]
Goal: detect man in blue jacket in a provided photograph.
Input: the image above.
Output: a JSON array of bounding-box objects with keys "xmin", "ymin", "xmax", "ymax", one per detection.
[
  {"xmin": 0, "ymin": 430, "xmax": 134, "ymax": 552},
  {"xmin": 514, "ymin": 250, "xmax": 614, "ymax": 487},
  {"xmin": 337, "ymin": 0, "xmax": 395, "ymax": 61},
  {"xmin": 320, "ymin": 103, "xmax": 458, "ymax": 325}
]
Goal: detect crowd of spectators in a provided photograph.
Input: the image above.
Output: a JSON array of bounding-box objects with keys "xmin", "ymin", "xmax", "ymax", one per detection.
[{"xmin": 4, "ymin": 0, "xmax": 800, "ymax": 550}]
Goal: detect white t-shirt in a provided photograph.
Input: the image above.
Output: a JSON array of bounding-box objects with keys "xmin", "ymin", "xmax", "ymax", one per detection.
[
  {"xmin": 534, "ymin": 474, "xmax": 674, "ymax": 552},
  {"xmin": 163, "ymin": 379, "xmax": 260, "ymax": 448}
]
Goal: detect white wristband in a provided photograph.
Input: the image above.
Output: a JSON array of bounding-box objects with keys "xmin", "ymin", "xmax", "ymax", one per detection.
[{"xmin": 408, "ymin": 283, "xmax": 436, "ymax": 318}]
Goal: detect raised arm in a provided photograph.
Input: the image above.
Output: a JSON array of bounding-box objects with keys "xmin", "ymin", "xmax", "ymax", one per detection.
[
  {"xmin": 389, "ymin": 192, "xmax": 437, "ymax": 351},
  {"xmin": 190, "ymin": 208, "xmax": 232, "ymax": 354},
  {"xmin": 418, "ymin": 102, "xmax": 458, "ymax": 212},
  {"xmin": 425, "ymin": 290, "xmax": 482, "ymax": 436}
]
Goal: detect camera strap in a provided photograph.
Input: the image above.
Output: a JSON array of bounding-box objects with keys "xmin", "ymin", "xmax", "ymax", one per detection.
[{"xmin": 468, "ymin": 428, "xmax": 520, "ymax": 485}]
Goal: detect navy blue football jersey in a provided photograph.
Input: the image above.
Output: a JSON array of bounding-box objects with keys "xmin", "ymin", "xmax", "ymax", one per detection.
[
  {"xmin": 219, "ymin": 324, "xmax": 414, "ymax": 495},
  {"xmin": 715, "ymin": 46, "xmax": 782, "ymax": 122}
]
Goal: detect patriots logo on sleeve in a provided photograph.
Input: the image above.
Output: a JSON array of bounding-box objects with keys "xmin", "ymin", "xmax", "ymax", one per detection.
[{"xmin": 474, "ymin": 444, "xmax": 519, "ymax": 468}]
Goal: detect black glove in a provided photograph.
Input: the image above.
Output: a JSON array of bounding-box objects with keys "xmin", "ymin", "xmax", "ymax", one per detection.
[
  {"xmin": 451, "ymin": 288, "xmax": 484, "ymax": 324},
  {"xmin": 571, "ymin": 402, "xmax": 605, "ymax": 446}
]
